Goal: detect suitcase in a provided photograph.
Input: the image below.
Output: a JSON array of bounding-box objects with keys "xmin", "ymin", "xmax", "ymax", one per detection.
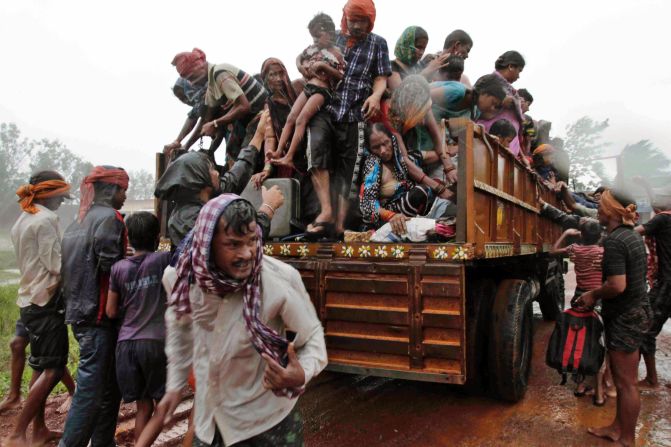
[{"xmin": 240, "ymin": 178, "xmax": 301, "ymax": 239}]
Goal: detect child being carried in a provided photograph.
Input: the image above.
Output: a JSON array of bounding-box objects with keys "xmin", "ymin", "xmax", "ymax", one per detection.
[{"xmin": 270, "ymin": 13, "xmax": 345, "ymax": 170}]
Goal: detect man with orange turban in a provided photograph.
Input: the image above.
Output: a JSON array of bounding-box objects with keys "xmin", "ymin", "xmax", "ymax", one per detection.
[
  {"xmin": 309, "ymin": 0, "xmax": 391, "ymax": 238},
  {"xmin": 169, "ymin": 48, "xmax": 268, "ymax": 164},
  {"xmin": 59, "ymin": 165, "xmax": 129, "ymax": 447},
  {"xmin": 576, "ymin": 189, "xmax": 650, "ymax": 447},
  {"xmin": 5, "ymin": 171, "xmax": 71, "ymax": 447}
]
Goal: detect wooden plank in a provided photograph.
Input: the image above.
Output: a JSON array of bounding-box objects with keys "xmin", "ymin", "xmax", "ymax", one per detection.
[
  {"xmin": 325, "ymin": 276, "xmax": 408, "ymax": 295},
  {"xmin": 422, "ymin": 311, "xmax": 463, "ymax": 329},
  {"xmin": 327, "ymin": 334, "xmax": 409, "ymax": 356},
  {"xmin": 325, "ymin": 306, "xmax": 409, "ymax": 325},
  {"xmin": 409, "ymin": 266, "xmax": 423, "ymax": 369},
  {"xmin": 422, "ymin": 342, "xmax": 462, "ymax": 360}
]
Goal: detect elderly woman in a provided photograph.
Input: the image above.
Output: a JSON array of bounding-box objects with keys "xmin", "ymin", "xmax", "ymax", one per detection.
[{"xmin": 477, "ymin": 50, "xmax": 527, "ymax": 158}]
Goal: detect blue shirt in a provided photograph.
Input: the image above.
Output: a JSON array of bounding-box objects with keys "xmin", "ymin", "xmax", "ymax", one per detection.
[{"xmin": 329, "ymin": 32, "xmax": 392, "ymax": 123}]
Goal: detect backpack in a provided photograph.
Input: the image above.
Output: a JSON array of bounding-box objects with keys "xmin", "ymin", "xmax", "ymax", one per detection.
[{"xmin": 546, "ymin": 308, "xmax": 605, "ymax": 384}]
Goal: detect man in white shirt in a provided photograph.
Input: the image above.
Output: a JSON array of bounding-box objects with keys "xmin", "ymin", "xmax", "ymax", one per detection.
[
  {"xmin": 158, "ymin": 194, "xmax": 327, "ymax": 446},
  {"xmin": 5, "ymin": 171, "xmax": 71, "ymax": 447}
]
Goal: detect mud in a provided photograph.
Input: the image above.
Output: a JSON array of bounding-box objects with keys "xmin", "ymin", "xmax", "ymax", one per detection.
[
  {"xmin": 1, "ymin": 267, "xmax": 669, "ymax": 446},
  {"xmin": 300, "ymin": 267, "xmax": 671, "ymax": 447}
]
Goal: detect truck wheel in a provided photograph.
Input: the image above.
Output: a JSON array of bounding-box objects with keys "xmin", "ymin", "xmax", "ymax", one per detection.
[
  {"xmin": 539, "ymin": 263, "xmax": 565, "ymax": 321},
  {"xmin": 488, "ymin": 279, "xmax": 533, "ymax": 402},
  {"xmin": 464, "ymin": 278, "xmax": 496, "ymax": 391}
]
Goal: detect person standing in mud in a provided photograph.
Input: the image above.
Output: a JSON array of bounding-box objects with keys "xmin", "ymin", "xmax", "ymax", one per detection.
[
  {"xmin": 4, "ymin": 171, "xmax": 72, "ymax": 447},
  {"xmin": 59, "ymin": 166, "xmax": 130, "ymax": 447},
  {"xmin": 636, "ymin": 199, "xmax": 671, "ymax": 388},
  {"xmin": 575, "ymin": 190, "xmax": 651, "ymax": 447},
  {"xmin": 156, "ymin": 195, "xmax": 327, "ymax": 446}
]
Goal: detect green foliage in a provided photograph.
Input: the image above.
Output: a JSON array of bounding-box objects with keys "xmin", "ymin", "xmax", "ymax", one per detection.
[
  {"xmin": 29, "ymin": 139, "xmax": 94, "ymax": 201},
  {"xmin": 619, "ymin": 140, "xmax": 671, "ymax": 187},
  {"xmin": 0, "ymin": 123, "xmax": 34, "ymax": 218},
  {"xmin": 0, "ymin": 284, "xmax": 79, "ymax": 397},
  {"xmin": 563, "ymin": 116, "xmax": 611, "ymax": 191},
  {"xmin": 127, "ymin": 169, "xmax": 156, "ymax": 200}
]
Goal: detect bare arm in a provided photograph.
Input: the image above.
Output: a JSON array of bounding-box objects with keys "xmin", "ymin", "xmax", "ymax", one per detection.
[
  {"xmin": 105, "ymin": 289, "xmax": 119, "ymax": 319},
  {"xmin": 362, "ymin": 76, "xmax": 387, "ymax": 121},
  {"xmin": 312, "ymin": 61, "xmax": 344, "ymax": 82},
  {"xmin": 550, "ymin": 228, "xmax": 580, "ymax": 255},
  {"xmin": 387, "ymin": 71, "xmax": 402, "ymax": 91},
  {"xmin": 395, "ymin": 133, "xmax": 454, "ymax": 200}
]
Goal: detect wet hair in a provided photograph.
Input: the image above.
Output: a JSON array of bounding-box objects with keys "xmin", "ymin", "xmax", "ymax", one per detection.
[
  {"xmin": 518, "ymin": 88, "xmax": 533, "ymax": 104},
  {"xmin": 29, "ymin": 170, "xmax": 64, "ymax": 185},
  {"xmin": 308, "ymin": 12, "xmax": 336, "ymax": 35},
  {"xmin": 439, "ymin": 55, "xmax": 464, "ymax": 80},
  {"xmin": 579, "ymin": 218, "xmax": 602, "ymax": 246},
  {"xmin": 495, "ymin": 51, "xmax": 526, "ymax": 71},
  {"xmin": 489, "ymin": 119, "xmax": 517, "ymax": 139},
  {"xmin": 217, "ymin": 199, "xmax": 257, "ymax": 236},
  {"xmin": 594, "ymin": 186, "xmax": 606, "ymax": 195},
  {"xmin": 473, "ymin": 74, "xmax": 506, "ymax": 101},
  {"xmin": 365, "ymin": 122, "xmax": 394, "ymax": 149},
  {"xmin": 125, "ymin": 212, "xmax": 160, "ymax": 252},
  {"xmin": 414, "ymin": 27, "xmax": 428, "ymax": 43},
  {"xmin": 443, "ymin": 29, "xmax": 473, "ymax": 50}
]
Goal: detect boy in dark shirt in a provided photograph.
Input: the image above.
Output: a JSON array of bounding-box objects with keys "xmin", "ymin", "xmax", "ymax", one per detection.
[
  {"xmin": 636, "ymin": 206, "xmax": 671, "ymax": 387},
  {"xmin": 576, "ymin": 190, "xmax": 650, "ymax": 447},
  {"xmin": 106, "ymin": 212, "xmax": 171, "ymax": 443}
]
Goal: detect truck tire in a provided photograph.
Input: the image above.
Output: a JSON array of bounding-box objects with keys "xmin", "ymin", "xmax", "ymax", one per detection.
[
  {"xmin": 464, "ymin": 278, "xmax": 496, "ymax": 391},
  {"xmin": 538, "ymin": 262, "xmax": 565, "ymax": 321},
  {"xmin": 488, "ymin": 279, "xmax": 533, "ymax": 402}
]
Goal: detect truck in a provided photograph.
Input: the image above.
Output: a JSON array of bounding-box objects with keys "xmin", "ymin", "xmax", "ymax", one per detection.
[{"xmin": 156, "ymin": 118, "xmax": 565, "ymax": 402}]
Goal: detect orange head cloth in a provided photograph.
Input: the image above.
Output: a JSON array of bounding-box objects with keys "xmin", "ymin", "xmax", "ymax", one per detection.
[
  {"xmin": 16, "ymin": 180, "xmax": 71, "ymax": 214},
  {"xmin": 172, "ymin": 48, "xmax": 206, "ymax": 78},
  {"xmin": 532, "ymin": 144, "xmax": 554, "ymax": 156},
  {"xmin": 78, "ymin": 166, "xmax": 129, "ymax": 222},
  {"xmin": 341, "ymin": 0, "xmax": 376, "ymax": 48},
  {"xmin": 600, "ymin": 190, "xmax": 638, "ymax": 226}
]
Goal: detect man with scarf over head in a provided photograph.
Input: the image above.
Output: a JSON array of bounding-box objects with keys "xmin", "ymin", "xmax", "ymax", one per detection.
[
  {"xmin": 303, "ymin": 0, "xmax": 391, "ymax": 238},
  {"xmin": 157, "ymin": 195, "xmax": 326, "ymax": 447},
  {"xmin": 5, "ymin": 171, "xmax": 71, "ymax": 447},
  {"xmin": 171, "ymin": 48, "xmax": 268, "ymax": 164},
  {"xmin": 59, "ymin": 166, "xmax": 129, "ymax": 447},
  {"xmin": 575, "ymin": 190, "xmax": 651, "ymax": 447}
]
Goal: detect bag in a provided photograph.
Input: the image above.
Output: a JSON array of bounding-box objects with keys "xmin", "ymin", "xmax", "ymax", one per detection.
[
  {"xmin": 546, "ymin": 308, "xmax": 605, "ymax": 384},
  {"xmin": 240, "ymin": 178, "xmax": 301, "ymax": 238}
]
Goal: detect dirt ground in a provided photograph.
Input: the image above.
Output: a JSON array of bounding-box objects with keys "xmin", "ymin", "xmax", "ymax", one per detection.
[{"xmin": 1, "ymin": 267, "xmax": 670, "ymax": 446}]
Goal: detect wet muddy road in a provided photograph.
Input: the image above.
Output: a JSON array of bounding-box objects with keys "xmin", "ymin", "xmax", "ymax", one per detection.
[{"xmin": 299, "ymin": 269, "xmax": 671, "ymax": 447}]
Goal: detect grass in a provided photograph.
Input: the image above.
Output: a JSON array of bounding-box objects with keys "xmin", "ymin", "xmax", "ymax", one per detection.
[{"xmin": 0, "ymin": 284, "xmax": 79, "ymax": 397}]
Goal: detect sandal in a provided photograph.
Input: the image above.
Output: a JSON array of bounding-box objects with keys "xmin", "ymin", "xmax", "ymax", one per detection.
[
  {"xmin": 304, "ymin": 221, "xmax": 334, "ymax": 241},
  {"xmin": 574, "ymin": 385, "xmax": 593, "ymax": 397}
]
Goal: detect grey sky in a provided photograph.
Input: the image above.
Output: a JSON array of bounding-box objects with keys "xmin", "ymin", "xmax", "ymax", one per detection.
[{"xmin": 1, "ymin": 0, "xmax": 669, "ymax": 178}]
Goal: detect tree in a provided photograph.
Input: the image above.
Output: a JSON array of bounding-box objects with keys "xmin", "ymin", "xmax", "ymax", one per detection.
[
  {"xmin": 562, "ymin": 116, "xmax": 611, "ymax": 191},
  {"xmin": 29, "ymin": 139, "xmax": 94, "ymax": 201},
  {"xmin": 126, "ymin": 169, "xmax": 155, "ymax": 200},
  {"xmin": 619, "ymin": 140, "xmax": 671, "ymax": 187},
  {"xmin": 0, "ymin": 123, "xmax": 36, "ymax": 218}
]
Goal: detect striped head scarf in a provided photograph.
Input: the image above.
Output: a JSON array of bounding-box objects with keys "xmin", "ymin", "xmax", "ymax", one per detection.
[
  {"xmin": 172, "ymin": 48, "xmax": 206, "ymax": 78},
  {"xmin": 16, "ymin": 180, "xmax": 71, "ymax": 214},
  {"xmin": 170, "ymin": 194, "xmax": 303, "ymax": 398}
]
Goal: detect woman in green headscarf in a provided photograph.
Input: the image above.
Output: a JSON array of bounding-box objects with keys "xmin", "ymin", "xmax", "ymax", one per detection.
[{"xmin": 388, "ymin": 26, "xmax": 429, "ymax": 91}]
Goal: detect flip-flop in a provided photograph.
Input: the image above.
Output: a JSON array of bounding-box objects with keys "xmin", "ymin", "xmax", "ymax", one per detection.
[
  {"xmin": 304, "ymin": 221, "xmax": 334, "ymax": 241},
  {"xmin": 574, "ymin": 385, "xmax": 593, "ymax": 397}
]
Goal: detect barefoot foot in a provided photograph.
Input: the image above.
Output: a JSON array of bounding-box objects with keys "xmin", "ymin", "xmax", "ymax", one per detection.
[
  {"xmin": 637, "ymin": 377, "xmax": 658, "ymax": 388},
  {"xmin": 270, "ymin": 156, "xmax": 296, "ymax": 170},
  {"xmin": 588, "ymin": 424, "xmax": 621, "ymax": 442},
  {"xmin": 0, "ymin": 395, "xmax": 21, "ymax": 414},
  {"xmin": 30, "ymin": 429, "xmax": 62, "ymax": 447}
]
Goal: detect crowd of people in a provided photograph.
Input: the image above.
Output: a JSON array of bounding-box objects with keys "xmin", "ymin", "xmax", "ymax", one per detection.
[{"xmin": 1, "ymin": 1, "xmax": 669, "ymax": 447}]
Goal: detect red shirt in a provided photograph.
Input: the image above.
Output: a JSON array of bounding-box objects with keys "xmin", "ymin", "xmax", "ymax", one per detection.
[{"xmin": 566, "ymin": 244, "xmax": 604, "ymax": 291}]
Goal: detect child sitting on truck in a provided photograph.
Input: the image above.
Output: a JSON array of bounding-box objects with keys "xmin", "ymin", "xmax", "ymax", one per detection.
[
  {"xmin": 271, "ymin": 13, "xmax": 345, "ymax": 171},
  {"xmin": 550, "ymin": 218, "xmax": 612, "ymax": 406}
]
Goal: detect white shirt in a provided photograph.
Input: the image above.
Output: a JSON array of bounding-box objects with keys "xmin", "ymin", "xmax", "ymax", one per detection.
[
  {"xmin": 163, "ymin": 256, "xmax": 327, "ymax": 445},
  {"xmin": 11, "ymin": 204, "xmax": 63, "ymax": 307}
]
